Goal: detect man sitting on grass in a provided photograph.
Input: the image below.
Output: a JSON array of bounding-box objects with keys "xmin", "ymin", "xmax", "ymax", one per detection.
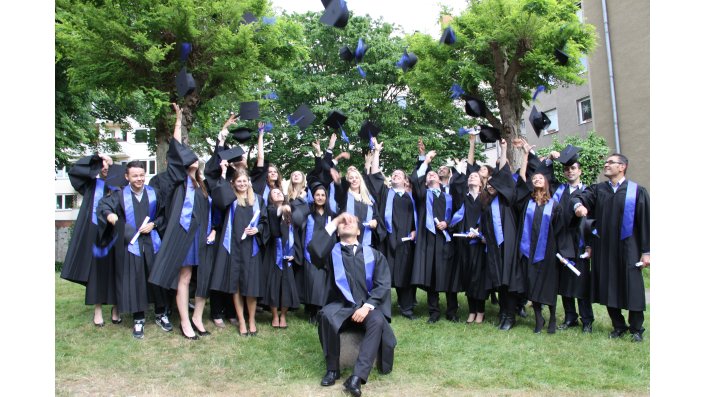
[{"xmin": 307, "ymin": 212, "xmax": 396, "ymax": 397}]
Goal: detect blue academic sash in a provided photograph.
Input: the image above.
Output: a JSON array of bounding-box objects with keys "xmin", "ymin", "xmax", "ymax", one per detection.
[
  {"xmin": 91, "ymin": 178, "xmax": 105, "ymax": 225},
  {"xmin": 425, "ymin": 190, "xmax": 452, "ymax": 241},
  {"xmin": 491, "ymin": 196, "xmax": 504, "ymax": 246},
  {"xmin": 263, "ymin": 184, "xmax": 270, "ymax": 207},
  {"xmin": 123, "ymin": 185, "xmax": 161, "ymax": 256},
  {"xmin": 620, "ymin": 181, "xmax": 638, "ymax": 240},
  {"xmin": 520, "ymin": 198, "xmax": 554, "ymax": 263},
  {"xmin": 179, "ymin": 177, "xmax": 195, "ymax": 231},
  {"xmin": 348, "ymin": 192, "xmax": 373, "ymax": 246},
  {"xmin": 275, "ymin": 224, "xmax": 295, "ymax": 270},
  {"xmin": 222, "ymin": 195, "xmax": 261, "ymax": 255},
  {"xmin": 551, "ymin": 184, "xmax": 566, "ymax": 203},
  {"xmin": 331, "ymin": 243, "xmax": 376, "ymax": 304}
]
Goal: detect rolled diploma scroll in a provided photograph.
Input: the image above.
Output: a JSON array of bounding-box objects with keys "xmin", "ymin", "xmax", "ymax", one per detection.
[
  {"xmin": 555, "ymin": 253, "xmax": 581, "ymax": 276},
  {"xmin": 130, "ymin": 216, "xmax": 150, "ymax": 245},
  {"xmin": 241, "ymin": 210, "xmax": 261, "ymax": 240},
  {"xmin": 635, "ymin": 261, "xmax": 644, "ymax": 268},
  {"xmin": 580, "ymin": 252, "xmax": 590, "ymax": 259}
]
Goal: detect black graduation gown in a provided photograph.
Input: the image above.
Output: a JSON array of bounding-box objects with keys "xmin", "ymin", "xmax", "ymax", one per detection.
[
  {"xmin": 209, "ymin": 177, "xmax": 269, "ymax": 297},
  {"xmin": 515, "ymin": 178, "xmax": 573, "ymax": 306},
  {"xmin": 452, "ymin": 191, "xmax": 488, "ymax": 300},
  {"xmin": 480, "ymin": 167, "xmax": 521, "ymax": 293},
  {"xmin": 148, "ymin": 139, "xmax": 215, "ymax": 296},
  {"xmin": 409, "ymin": 172, "xmax": 456, "ymax": 292},
  {"xmin": 556, "ymin": 183, "xmax": 592, "ymax": 300},
  {"xmin": 288, "ymin": 196, "xmax": 308, "ymax": 303},
  {"xmin": 97, "ymin": 186, "xmax": 168, "ymax": 314},
  {"xmin": 261, "ymin": 205, "xmax": 300, "ymax": 309},
  {"xmin": 295, "ymin": 204, "xmax": 336, "ymax": 307},
  {"xmin": 573, "ymin": 180, "xmax": 649, "ymax": 311},
  {"xmin": 331, "ymin": 178, "xmax": 386, "ymax": 248},
  {"xmin": 307, "ymin": 228, "xmax": 393, "ymax": 331},
  {"xmin": 366, "ymin": 172, "xmax": 416, "ymax": 288},
  {"xmin": 61, "ymin": 154, "xmax": 117, "ymax": 305}
]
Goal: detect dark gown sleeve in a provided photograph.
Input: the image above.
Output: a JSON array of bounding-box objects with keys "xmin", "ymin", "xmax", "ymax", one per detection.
[
  {"xmin": 250, "ymin": 163, "xmax": 268, "ymax": 195},
  {"xmin": 636, "ymin": 186, "xmax": 650, "ymax": 254},
  {"xmin": 552, "ymin": 204, "xmax": 576, "ymax": 260},
  {"xmin": 290, "ymin": 198, "xmax": 310, "ymax": 228},
  {"xmin": 204, "ymin": 142, "xmax": 226, "ymax": 181},
  {"xmin": 211, "ymin": 177, "xmax": 237, "ymax": 211},
  {"xmin": 366, "ymin": 172, "xmax": 386, "ymax": 202},
  {"xmin": 96, "ymin": 190, "xmax": 129, "ymax": 245},
  {"xmin": 68, "ymin": 154, "xmax": 102, "ymax": 195},
  {"xmin": 307, "ymin": 228, "xmax": 338, "ymax": 269},
  {"xmin": 256, "ymin": 195, "xmax": 270, "ymax": 246},
  {"xmin": 572, "ymin": 183, "xmax": 598, "ymax": 214}
]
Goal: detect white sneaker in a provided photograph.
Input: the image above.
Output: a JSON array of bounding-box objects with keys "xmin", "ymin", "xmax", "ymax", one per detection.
[{"xmin": 155, "ymin": 314, "xmax": 173, "ymax": 332}]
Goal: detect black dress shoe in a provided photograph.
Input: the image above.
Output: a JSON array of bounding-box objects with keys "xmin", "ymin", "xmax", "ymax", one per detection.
[
  {"xmin": 547, "ymin": 317, "xmax": 557, "ymax": 334},
  {"xmin": 557, "ymin": 319, "xmax": 580, "ymax": 330},
  {"xmin": 608, "ymin": 328, "xmax": 627, "ymax": 339},
  {"xmin": 320, "ymin": 370, "xmax": 340, "ymax": 386},
  {"xmin": 631, "ymin": 332, "xmax": 643, "ymax": 342},
  {"xmin": 180, "ymin": 324, "xmax": 199, "ymax": 340},
  {"xmin": 111, "ymin": 318, "xmax": 123, "ymax": 325},
  {"xmin": 191, "ymin": 320, "xmax": 210, "ymax": 337},
  {"xmin": 582, "ymin": 322, "xmax": 593, "ymax": 333},
  {"xmin": 499, "ymin": 316, "xmax": 515, "ymax": 331},
  {"xmin": 517, "ymin": 306, "xmax": 528, "ymax": 318},
  {"xmin": 497, "ymin": 313, "xmax": 507, "ymax": 329},
  {"xmin": 446, "ymin": 314, "xmax": 460, "ymax": 323},
  {"xmin": 533, "ymin": 315, "xmax": 545, "ymax": 334},
  {"xmin": 343, "ymin": 375, "xmax": 363, "ymax": 397}
]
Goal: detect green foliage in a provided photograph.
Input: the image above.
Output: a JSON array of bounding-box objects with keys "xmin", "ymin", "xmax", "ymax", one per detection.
[
  {"xmin": 535, "ymin": 131, "xmax": 610, "ymax": 185},
  {"xmin": 55, "ymin": 262, "xmax": 63, "ymax": 272}
]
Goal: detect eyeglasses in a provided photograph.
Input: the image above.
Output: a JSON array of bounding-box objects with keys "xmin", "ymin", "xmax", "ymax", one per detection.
[{"xmin": 604, "ymin": 160, "xmax": 624, "ymax": 165}]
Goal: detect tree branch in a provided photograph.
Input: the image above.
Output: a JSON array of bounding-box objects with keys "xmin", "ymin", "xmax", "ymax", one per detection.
[{"xmin": 504, "ymin": 37, "xmax": 530, "ymax": 86}]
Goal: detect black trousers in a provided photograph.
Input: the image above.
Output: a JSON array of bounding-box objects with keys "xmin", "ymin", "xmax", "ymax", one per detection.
[
  {"xmin": 318, "ymin": 309, "xmax": 386, "ymax": 382},
  {"xmin": 427, "ymin": 290, "xmax": 458, "ymax": 319},
  {"xmin": 396, "ymin": 287, "xmax": 415, "ymax": 316},
  {"xmin": 562, "ymin": 296, "xmax": 594, "ymax": 323},
  {"xmin": 498, "ymin": 286, "xmax": 518, "ymax": 317},
  {"xmin": 467, "ymin": 297, "xmax": 486, "ymax": 313},
  {"xmin": 210, "ymin": 290, "xmax": 236, "ymax": 320},
  {"xmin": 606, "ymin": 306, "xmax": 644, "ymax": 334}
]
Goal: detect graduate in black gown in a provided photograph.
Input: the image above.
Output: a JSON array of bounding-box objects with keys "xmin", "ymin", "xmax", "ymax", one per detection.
[
  {"xmin": 551, "ymin": 145, "xmax": 595, "ymax": 333},
  {"xmin": 262, "ymin": 188, "xmax": 299, "ymax": 328},
  {"xmin": 573, "ymin": 153, "xmax": 650, "ymax": 342},
  {"xmin": 365, "ymin": 139, "xmax": 418, "ymax": 320},
  {"xmin": 285, "ymin": 169, "xmax": 309, "ymax": 310},
  {"xmin": 308, "ymin": 213, "xmax": 396, "ymax": 397},
  {"xmin": 61, "ymin": 153, "xmax": 123, "ymax": 326},
  {"xmin": 148, "ymin": 103, "xmax": 217, "ymax": 340},
  {"xmin": 209, "ymin": 166, "xmax": 269, "ymax": 336},
  {"xmin": 97, "ymin": 161, "xmax": 171, "ymax": 339},
  {"xmin": 479, "ymin": 140, "xmax": 521, "ymax": 331},
  {"xmin": 514, "ymin": 139, "xmax": 574, "ymax": 334},
  {"xmin": 409, "ymin": 145, "xmax": 465, "ymax": 324}
]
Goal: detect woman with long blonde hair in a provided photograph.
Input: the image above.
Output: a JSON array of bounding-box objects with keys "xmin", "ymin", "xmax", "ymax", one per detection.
[
  {"xmin": 210, "ymin": 167, "xmax": 268, "ymax": 336},
  {"xmin": 329, "ymin": 165, "xmax": 382, "ymax": 247}
]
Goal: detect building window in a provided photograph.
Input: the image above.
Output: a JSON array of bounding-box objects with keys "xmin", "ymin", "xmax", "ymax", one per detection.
[
  {"xmin": 577, "ymin": 97, "xmax": 592, "ymax": 124},
  {"xmin": 56, "ymin": 194, "xmax": 77, "ymax": 210},
  {"xmin": 114, "ymin": 129, "xmax": 127, "ymax": 142},
  {"xmin": 146, "ymin": 160, "xmax": 157, "ymax": 175},
  {"xmin": 134, "ymin": 128, "xmax": 149, "ymax": 143},
  {"xmin": 544, "ymin": 109, "xmax": 559, "ymax": 135}
]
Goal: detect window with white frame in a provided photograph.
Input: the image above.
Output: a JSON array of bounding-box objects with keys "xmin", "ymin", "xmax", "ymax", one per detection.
[
  {"xmin": 134, "ymin": 128, "xmax": 149, "ymax": 143},
  {"xmin": 55, "ymin": 166, "xmax": 68, "ymax": 179},
  {"xmin": 544, "ymin": 109, "xmax": 559, "ymax": 134},
  {"xmin": 146, "ymin": 159, "xmax": 157, "ymax": 175},
  {"xmin": 577, "ymin": 97, "xmax": 592, "ymax": 124},
  {"xmin": 56, "ymin": 194, "xmax": 77, "ymax": 210}
]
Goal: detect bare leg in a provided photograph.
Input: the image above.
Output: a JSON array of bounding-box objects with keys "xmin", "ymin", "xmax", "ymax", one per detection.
[
  {"xmin": 271, "ymin": 306, "xmax": 280, "ymax": 327},
  {"xmin": 233, "ymin": 292, "xmax": 247, "ymax": 335},
  {"xmin": 111, "ymin": 305, "xmax": 121, "ymax": 322},
  {"xmin": 177, "ymin": 267, "xmax": 196, "ymax": 337},
  {"xmin": 192, "ymin": 296, "xmax": 207, "ymax": 332},
  {"xmin": 246, "ymin": 296, "xmax": 258, "ymax": 334},
  {"xmin": 93, "ymin": 304, "xmax": 103, "ymax": 325},
  {"xmin": 280, "ymin": 307, "xmax": 288, "ymax": 328}
]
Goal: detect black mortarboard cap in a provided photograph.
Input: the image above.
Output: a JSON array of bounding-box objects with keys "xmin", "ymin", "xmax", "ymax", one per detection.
[
  {"xmin": 104, "ymin": 164, "xmax": 128, "ymax": 188},
  {"xmin": 309, "ymin": 180, "xmax": 327, "ymax": 194},
  {"xmin": 557, "ymin": 144, "xmax": 582, "ymax": 166},
  {"xmin": 230, "ymin": 126, "xmax": 253, "ymax": 143},
  {"xmin": 321, "ymin": 0, "xmax": 332, "ymax": 7},
  {"xmin": 464, "ymin": 96, "xmax": 487, "ymax": 118},
  {"xmin": 358, "ymin": 120, "xmax": 381, "ymax": 142},
  {"xmin": 239, "ymin": 101, "xmax": 260, "ymax": 120},
  {"xmin": 173, "ymin": 139, "xmax": 199, "ymax": 167},
  {"xmin": 554, "ymin": 48, "xmax": 569, "ymax": 66},
  {"xmin": 289, "ymin": 104, "xmax": 316, "ymax": 131},
  {"xmin": 580, "ymin": 218, "xmax": 598, "ymax": 239},
  {"xmin": 218, "ymin": 146, "xmax": 245, "ymax": 163},
  {"xmin": 478, "ymin": 124, "xmax": 500, "ymax": 143},
  {"xmin": 242, "ymin": 12, "xmax": 257, "ymax": 25},
  {"xmin": 320, "ymin": 0, "xmax": 349, "ymax": 28},
  {"xmin": 440, "ymin": 26, "xmax": 457, "ymax": 45},
  {"xmin": 324, "ymin": 110, "xmax": 348, "ymax": 129},
  {"xmin": 396, "ymin": 49, "xmax": 418, "ymax": 72},
  {"xmin": 339, "ymin": 46, "xmax": 354, "ymax": 62},
  {"xmin": 529, "ymin": 105, "xmax": 551, "ymax": 137},
  {"xmin": 176, "ymin": 67, "xmax": 196, "ymax": 97}
]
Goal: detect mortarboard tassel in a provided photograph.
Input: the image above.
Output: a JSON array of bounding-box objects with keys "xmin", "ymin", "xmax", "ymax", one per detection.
[
  {"xmin": 179, "ymin": 42, "xmax": 192, "ymax": 62},
  {"xmin": 357, "ymin": 65, "xmax": 366, "ymax": 78},
  {"xmin": 340, "ymin": 127, "xmax": 350, "ymax": 143},
  {"xmin": 287, "ymin": 114, "xmax": 304, "ymax": 126},
  {"xmin": 355, "ymin": 38, "xmax": 367, "ymax": 62},
  {"xmin": 532, "ymin": 85, "xmax": 546, "ymax": 102},
  {"xmin": 264, "ymin": 91, "xmax": 279, "ymax": 100},
  {"xmin": 263, "ymin": 122, "xmax": 273, "ymax": 133},
  {"xmin": 457, "ymin": 127, "xmax": 471, "ymax": 137}
]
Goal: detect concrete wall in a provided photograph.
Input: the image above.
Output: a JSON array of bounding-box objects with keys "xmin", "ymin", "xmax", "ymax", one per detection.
[
  {"xmin": 55, "ymin": 220, "xmax": 73, "ymax": 263},
  {"xmin": 583, "ymin": 0, "xmax": 650, "ymax": 189}
]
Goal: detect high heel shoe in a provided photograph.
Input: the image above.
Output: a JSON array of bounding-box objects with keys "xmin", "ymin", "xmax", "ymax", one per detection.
[
  {"xmin": 111, "ymin": 307, "xmax": 122, "ymax": 324},
  {"xmin": 180, "ymin": 324, "xmax": 199, "ymax": 340},
  {"xmin": 191, "ymin": 319, "xmax": 210, "ymax": 337}
]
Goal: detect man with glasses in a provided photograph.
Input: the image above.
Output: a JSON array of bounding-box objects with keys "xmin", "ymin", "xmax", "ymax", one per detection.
[{"xmin": 572, "ymin": 154, "xmax": 650, "ymax": 342}]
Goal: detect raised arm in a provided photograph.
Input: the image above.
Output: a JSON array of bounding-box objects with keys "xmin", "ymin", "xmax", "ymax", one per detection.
[
  {"xmin": 172, "ymin": 103, "xmax": 183, "ymax": 143},
  {"xmin": 370, "ymin": 138, "xmax": 382, "ymax": 175},
  {"xmin": 498, "ymin": 137, "xmax": 508, "ymax": 169},
  {"xmin": 467, "ymin": 133, "xmax": 476, "ymax": 165},
  {"xmin": 518, "ymin": 138, "xmax": 533, "ymax": 182},
  {"xmin": 256, "ymin": 121, "xmax": 265, "ymax": 168}
]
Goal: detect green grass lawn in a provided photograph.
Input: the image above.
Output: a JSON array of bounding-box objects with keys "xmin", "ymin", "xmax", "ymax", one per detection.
[{"xmin": 56, "ymin": 273, "xmax": 649, "ymax": 396}]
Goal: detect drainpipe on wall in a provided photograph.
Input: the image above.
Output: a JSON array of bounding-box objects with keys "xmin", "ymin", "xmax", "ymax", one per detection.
[{"xmin": 601, "ymin": 0, "xmax": 621, "ymax": 152}]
